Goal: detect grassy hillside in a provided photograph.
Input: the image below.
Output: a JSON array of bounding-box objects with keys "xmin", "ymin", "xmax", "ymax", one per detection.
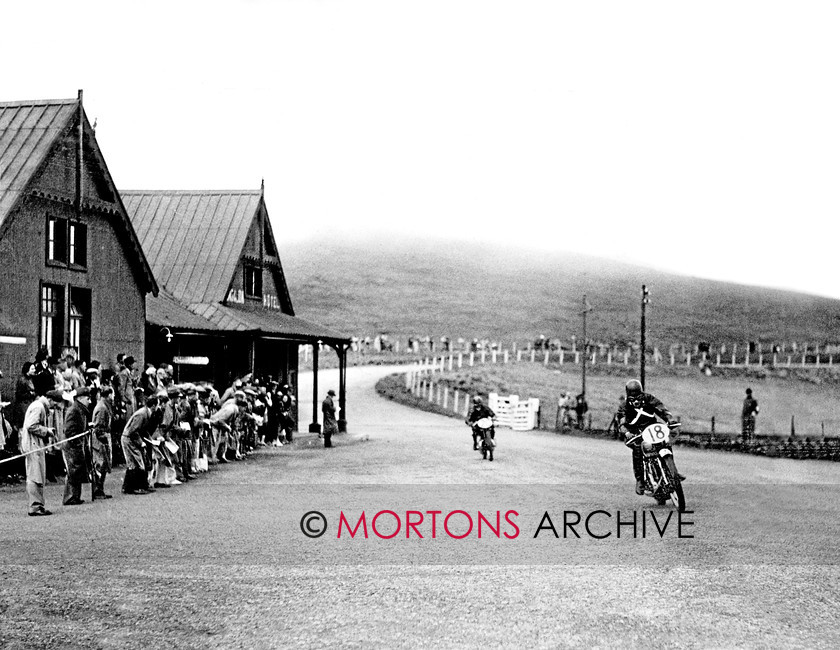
[{"xmin": 281, "ymin": 235, "xmax": 840, "ymax": 348}]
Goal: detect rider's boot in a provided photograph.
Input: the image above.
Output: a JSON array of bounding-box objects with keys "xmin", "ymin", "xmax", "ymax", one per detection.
[{"xmin": 635, "ymin": 479, "xmax": 645, "ymax": 495}]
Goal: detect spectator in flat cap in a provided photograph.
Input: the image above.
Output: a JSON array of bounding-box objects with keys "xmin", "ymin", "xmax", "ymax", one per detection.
[
  {"xmin": 21, "ymin": 390, "xmax": 65, "ymax": 516},
  {"xmin": 91, "ymin": 386, "xmax": 115, "ymax": 499},
  {"xmin": 322, "ymin": 389, "xmax": 338, "ymax": 448},
  {"xmin": 115, "ymin": 355, "xmax": 138, "ymax": 420},
  {"xmin": 62, "ymin": 387, "xmax": 93, "ymax": 506},
  {"xmin": 121, "ymin": 395, "xmax": 161, "ymax": 495}
]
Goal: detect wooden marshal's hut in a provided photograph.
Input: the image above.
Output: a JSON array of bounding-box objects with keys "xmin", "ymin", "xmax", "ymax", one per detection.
[
  {"xmin": 0, "ymin": 93, "xmax": 157, "ymax": 395},
  {"xmin": 123, "ymin": 186, "xmax": 351, "ymax": 432}
]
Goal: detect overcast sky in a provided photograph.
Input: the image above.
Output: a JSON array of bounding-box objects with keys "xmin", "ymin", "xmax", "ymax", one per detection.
[{"xmin": 4, "ymin": 1, "xmax": 839, "ymax": 298}]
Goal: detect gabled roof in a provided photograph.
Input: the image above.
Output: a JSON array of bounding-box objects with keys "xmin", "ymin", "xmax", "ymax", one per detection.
[
  {"xmin": 0, "ymin": 98, "xmax": 77, "ymax": 230},
  {"xmin": 0, "ymin": 96, "xmax": 157, "ymax": 295},
  {"xmin": 123, "ymin": 190, "xmax": 273, "ymax": 305}
]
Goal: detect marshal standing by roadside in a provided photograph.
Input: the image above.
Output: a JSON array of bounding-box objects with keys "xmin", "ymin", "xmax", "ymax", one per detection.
[{"xmin": 742, "ymin": 388, "xmax": 759, "ymax": 441}]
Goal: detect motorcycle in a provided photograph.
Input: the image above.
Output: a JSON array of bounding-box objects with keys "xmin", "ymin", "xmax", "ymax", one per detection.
[
  {"xmin": 468, "ymin": 417, "xmax": 496, "ymax": 461},
  {"xmin": 625, "ymin": 422, "xmax": 686, "ymax": 512}
]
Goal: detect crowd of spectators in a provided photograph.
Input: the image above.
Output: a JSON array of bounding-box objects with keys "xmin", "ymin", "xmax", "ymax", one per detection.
[{"xmin": 0, "ymin": 347, "xmax": 297, "ymax": 516}]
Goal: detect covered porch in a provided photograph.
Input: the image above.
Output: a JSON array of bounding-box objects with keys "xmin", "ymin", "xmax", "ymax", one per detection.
[{"xmin": 145, "ymin": 291, "xmax": 351, "ymax": 433}]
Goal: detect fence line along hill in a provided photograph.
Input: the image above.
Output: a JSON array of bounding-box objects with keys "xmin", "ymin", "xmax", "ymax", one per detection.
[{"xmin": 281, "ymin": 236, "xmax": 840, "ymax": 348}]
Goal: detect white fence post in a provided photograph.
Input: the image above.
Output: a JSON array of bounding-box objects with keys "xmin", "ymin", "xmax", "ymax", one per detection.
[
  {"xmin": 504, "ymin": 350, "xmax": 509, "ymax": 364},
  {"xmin": 530, "ymin": 350, "xmax": 535, "ymax": 363},
  {"xmin": 469, "ymin": 352, "xmax": 475, "ymax": 367},
  {"xmin": 544, "ymin": 349, "xmax": 550, "ymax": 366},
  {"xmin": 517, "ymin": 350, "xmax": 522, "ymax": 362},
  {"xmin": 492, "ymin": 350, "xmax": 497, "ymax": 364},
  {"xmin": 448, "ymin": 355, "xmax": 453, "ymax": 371},
  {"xmin": 453, "ymin": 389, "xmax": 459, "ymax": 413},
  {"xmin": 481, "ymin": 349, "xmax": 487, "ymax": 364},
  {"xmin": 443, "ymin": 386, "xmax": 448, "ymax": 408},
  {"xmin": 560, "ymin": 349, "xmax": 565, "ymax": 365}
]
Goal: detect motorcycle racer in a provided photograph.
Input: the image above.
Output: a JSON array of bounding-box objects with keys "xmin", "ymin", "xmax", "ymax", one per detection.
[
  {"xmin": 617, "ymin": 379, "xmax": 684, "ymax": 495},
  {"xmin": 465, "ymin": 396, "xmax": 495, "ymax": 451}
]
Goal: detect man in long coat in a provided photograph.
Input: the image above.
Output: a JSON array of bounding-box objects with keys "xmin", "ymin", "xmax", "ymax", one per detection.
[
  {"xmin": 20, "ymin": 390, "xmax": 64, "ymax": 516},
  {"xmin": 121, "ymin": 394, "xmax": 160, "ymax": 495},
  {"xmin": 91, "ymin": 386, "xmax": 115, "ymax": 499},
  {"xmin": 63, "ymin": 387, "xmax": 92, "ymax": 505},
  {"xmin": 322, "ymin": 389, "xmax": 338, "ymax": 448},
  {"xmin": 115, "ymin": 356, "xmax": 138, "ymax": 419}
]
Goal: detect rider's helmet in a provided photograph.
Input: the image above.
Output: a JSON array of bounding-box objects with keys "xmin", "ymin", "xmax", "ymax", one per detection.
[
  {"xmin": 473, "ymin": 396, "xmax": 482, "ymax": 405},
  {"xmin": 625, "ymin": 379, "xmax": 644, "ymax": 408}
]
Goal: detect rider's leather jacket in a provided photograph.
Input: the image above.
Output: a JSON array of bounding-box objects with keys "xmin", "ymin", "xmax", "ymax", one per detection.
[
  {"xmin": 467, "ymin": 404, "xmax": 496, "ymax": 424},
  {"xmin": 617, "ymin": 393, "xmax": 675, "ymax": 434}
]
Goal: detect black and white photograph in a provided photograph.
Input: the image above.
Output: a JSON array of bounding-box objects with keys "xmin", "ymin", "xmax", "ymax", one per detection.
[{"xmin": 1, "ymin": 1, "xmax": 839, "ymax": 648}]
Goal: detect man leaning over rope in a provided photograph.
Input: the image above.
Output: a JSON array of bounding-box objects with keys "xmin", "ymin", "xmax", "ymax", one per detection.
[{"xmin": 21, "ymin": 390, "xmax": 65, "ymax": 516}]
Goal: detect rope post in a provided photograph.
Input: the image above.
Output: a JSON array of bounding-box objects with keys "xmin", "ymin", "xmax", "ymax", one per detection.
[
  {"xmin": 530, "ymin": 350, "xmax": 535, "ymax": 363},
  {"xmin": 544, "ymin": 349, "xmax": 549, "ymax": 366},
  {"xmin": 791, "ymin": 415, "xmax": 796, "ymax": 437},
  {"xmin": 560, "ymin": 349, "xmax": 565, "ymax": 365},
  {"xmin": 453, "ymin": 389, "xmax": 459, "ymax": 413},
  {"xmin": 517, "ymin": 350, "xmax": 522, "ymax": 362},
  {"xmin": 711, "ymin": 416, "xmax": 715, "ymax": 435},
  {"xmin": 504, "ymin": 350, "xmax": 509, "ymax": 364},
  {"xmin": 469, "ymin": 352, "xmax": 474, "ymax": 367},
  {"xmin": 458, "ymin": 352, "xmax": 463, "ymax": 368},
  {"xmin": 443, "ymin": 387, "xmax": 449, "ymax": 409}
]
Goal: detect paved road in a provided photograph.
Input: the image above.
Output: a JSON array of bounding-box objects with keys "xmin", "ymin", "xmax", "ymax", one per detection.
[{"xmin": 1, "ymin": 365, "xmax": 838, "ymax": 649}]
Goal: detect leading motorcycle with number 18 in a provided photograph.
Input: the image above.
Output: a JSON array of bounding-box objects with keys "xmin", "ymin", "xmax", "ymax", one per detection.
[{"xmin": 624, "ymin": 421, "xmax": 686, "ymax": 512}]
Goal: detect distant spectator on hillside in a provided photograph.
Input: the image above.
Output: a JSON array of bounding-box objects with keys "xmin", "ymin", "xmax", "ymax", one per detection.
[
  {"xmin": 575, "ymin": 393, "xmax": 589, "ymax": 430},
  {"xmin": 742, "ymin": 388, "xmax": 759, "ymax": 441}
]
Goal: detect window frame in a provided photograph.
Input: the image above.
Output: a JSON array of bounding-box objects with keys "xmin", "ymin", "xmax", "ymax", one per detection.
[
  {"xmin": 243, "ymin": 264, "xmax": 263, "ymax": 300},
  {"xmin": 39, "ymin": 283, "xmax": 65, "ymax": 357},
  {"xmin": 46, "ymin": 215, "xmax": 87, "ymax": 271}
]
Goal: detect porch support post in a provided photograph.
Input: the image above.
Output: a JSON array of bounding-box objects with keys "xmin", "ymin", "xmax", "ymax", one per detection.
[
  {"xmin": 309, "ymin": 342, "xmax": 321, "ymax": 433},
  {"xmin": 338, "ymin": 344, "xmax": 348, "ymax": 432}
]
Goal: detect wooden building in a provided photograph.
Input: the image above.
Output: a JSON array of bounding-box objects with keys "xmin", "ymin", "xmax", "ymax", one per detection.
[
  {"xmin": 122, "ymin": 187, "xmax": 351, "ymax": 432},
  {"xmin": 0, "ymin": 93, "xmax": 157, "ymax": 396}
]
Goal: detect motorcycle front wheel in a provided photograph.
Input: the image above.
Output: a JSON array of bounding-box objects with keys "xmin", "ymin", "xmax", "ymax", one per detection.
[{"xmin": 663, "ymin": 456, "xmax": 686, "ymax": 512}]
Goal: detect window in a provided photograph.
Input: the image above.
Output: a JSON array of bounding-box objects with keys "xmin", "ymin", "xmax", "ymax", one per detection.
[
  {"xmin": 47, "ymin": 217, "xmax": 67, "ymax": 264},
  {"xmin": 244, "ymin": 265, "xmax": 262, "ymax": 299},
  {"xmin": 70, "ymin": 222, "xmax": 87, "ymax": 267},
  {"xmin": 69, "ymin": 287, "xmax": 91, "ymax": 360},
  {"xmin": 46, "ymin": 216, "xmax": 87, "ymax": 269},
  {"xmin": 40, "ymin": 284, "xmax": 64, "ymax": 357}
]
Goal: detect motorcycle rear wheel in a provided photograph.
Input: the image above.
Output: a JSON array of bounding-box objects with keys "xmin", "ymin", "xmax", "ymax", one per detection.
[{"xmin": 663, "ymin": 456, "xmax": 686, "ymax": 512}]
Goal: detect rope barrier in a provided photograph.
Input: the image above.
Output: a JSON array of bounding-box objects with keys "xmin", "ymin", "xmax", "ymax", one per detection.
[{"xmin": 0, "ymin": 430, "xmax": 92, "ymax": 466}]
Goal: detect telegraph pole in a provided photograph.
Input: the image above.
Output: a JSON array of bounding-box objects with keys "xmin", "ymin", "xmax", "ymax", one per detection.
[
  {"xmin": 640, "ymin": 285, "xmax": 650, "ymax": 389},
  {"xmin": 581, "ymin": 294, "xmax": 592, "ymax": 396}
]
